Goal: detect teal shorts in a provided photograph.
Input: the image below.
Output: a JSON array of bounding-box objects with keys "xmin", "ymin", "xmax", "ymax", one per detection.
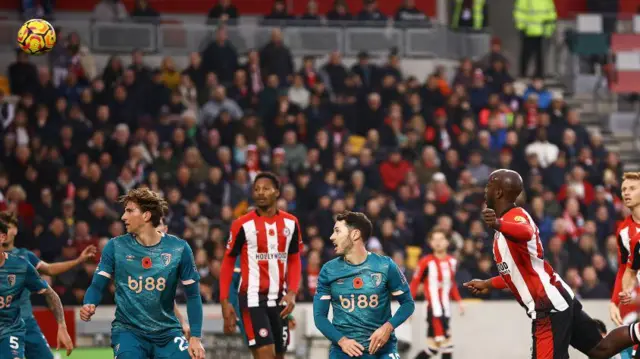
[
  {"xmin": 0, "ymin": 332, "xmax": 25, "ymax": 359},
  {"xmin": 111, "ymin": 329, "xmax": 191, "ymax": 359},
  {"xmin": 329, "ymin": 341, "xmax": 399, "ymax": 359},
  {"xmin": 24, "ymin": 316, "xmax": 53, "ymax": 359}
]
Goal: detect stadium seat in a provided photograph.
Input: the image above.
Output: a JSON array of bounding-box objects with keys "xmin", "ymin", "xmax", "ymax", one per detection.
[
  {"xmin": 610, "ymin": 51, "xmax": 640, "ymax": 93},
  {"xmin": 611, "ymin": 34, "xmax": 640, "ymax": 52}
]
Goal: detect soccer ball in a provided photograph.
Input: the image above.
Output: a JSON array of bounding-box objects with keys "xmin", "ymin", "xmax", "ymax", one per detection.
[{"xmin": 17, "ymin": 19, "xmax": 57, "ymax": 55}]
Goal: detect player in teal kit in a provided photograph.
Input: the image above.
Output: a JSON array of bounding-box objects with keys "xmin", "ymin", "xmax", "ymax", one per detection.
[
  {"xmin": 314, "ymin": 211, "xmax": 415, "ymax": 359},
  {"xmin": 81, "ymin": 188, "xmax": 206, "ymax": 359},
  {"xmin": 0, "ymin": 212, "xmax": 97, "ymax": 359},
  {"xmin": 0, "ymin": 219, "xmax": 75, "ymax": 358}
]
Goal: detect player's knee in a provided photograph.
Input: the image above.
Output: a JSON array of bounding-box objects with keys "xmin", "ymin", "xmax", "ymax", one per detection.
[{"xmin": 251, "ymin": 344, "xmax": 276, "ymax": 359}]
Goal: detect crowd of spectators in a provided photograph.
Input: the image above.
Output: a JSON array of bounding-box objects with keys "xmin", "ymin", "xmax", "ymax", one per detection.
[{"xmin": 0, "ymin": 10, "xmax": 627, "ymax": 305}]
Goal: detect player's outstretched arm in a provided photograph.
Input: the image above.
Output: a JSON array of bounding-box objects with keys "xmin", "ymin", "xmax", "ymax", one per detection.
[
  {"xmin": 81, "ymin": 240, "xmax": 115, "ymax": 321},
  {"xmin": 42, "ymin": 287, "xmax": 75, "ymax": 356},
  {"xmin": 463, "ymin": 276, "xmax": 507, "ymax": 296},
  {"xmin": 38, "ymin": 245, "xmax": 97, "ymax": 276}
]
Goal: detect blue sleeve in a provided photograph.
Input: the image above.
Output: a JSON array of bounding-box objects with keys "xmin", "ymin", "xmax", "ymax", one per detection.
[
  {"xmin": 313, "ymin": 266, "xmax": 345, "ymax": 344},
  {"xmin": 184, "ymin": 283, "xmax": 203, "ymax": 338},
  {"xmin": 24, "ymin": 262, "xmax": 48, "ymax": 293},
  {"xmin": 179, "ymin": 242, "xmax": 200, "ymax": 285},
  {"xmin": 96, "ymin": 239, "xmax": 115, "ymax": 278},
  {"xmin": 84, "ymin": 240, "xmax": 115, "ymax": 306},
  {"xmin": 387, "ymin": 259, "xmax": 415, "ymax": 329},
  {"xmin": 26, "ymin": 251, "xmax": 41, "ymax": 268}
]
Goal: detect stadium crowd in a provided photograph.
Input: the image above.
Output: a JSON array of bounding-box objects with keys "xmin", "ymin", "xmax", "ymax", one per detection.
[{"xmin": 0, "ymin": 14, "xmax": 626, "ymax": 306}]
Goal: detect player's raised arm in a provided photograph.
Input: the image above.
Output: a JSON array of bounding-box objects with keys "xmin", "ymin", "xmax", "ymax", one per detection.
[
  {"xmin": 25, "ymin": 262, "xmax": 74, "ymax": 356},
  {"xmin": 482, "ymin": 208, "xmax": 534, "ymax": 242},
  {"xmin": 178, "ymin": 241, "xmax": 206, "ymax": 359},
  {"xmin": 37, "ymin": 245, "xmax": 97, "ymax": 276},
  {"xmin": 81, "ymin": 239, "xmax": 115, "ymax": 321}
]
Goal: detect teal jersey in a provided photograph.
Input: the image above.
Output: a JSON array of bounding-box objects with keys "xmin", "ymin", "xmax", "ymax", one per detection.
[
  {"xmin": 95, "ymin": 233, "xmax": 200, "ymax": 343},
  {"xmin": 0, "ymin": 253, "xmax": 48, "ymax": 339},
  {"xmin": 5, "ymin": 248, "xmax": 41, "ymax": 320},
  {"xmin": 315, "ymin": 253, "xmax": 410, "ymax": 350}
]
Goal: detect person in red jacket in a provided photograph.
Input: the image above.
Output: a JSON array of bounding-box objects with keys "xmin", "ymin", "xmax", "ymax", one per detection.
[{"xmin": 379, "ymin": 149, "xmax": 413, "ymax": 192}]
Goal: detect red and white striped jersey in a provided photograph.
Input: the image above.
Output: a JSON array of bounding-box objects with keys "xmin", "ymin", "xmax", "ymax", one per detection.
[
  {"xmin": 409, "ymin": 254, "xmax": 461, "ymax": 317},
  {"xmin": 612, "ymin": 215, "xmax": 640, "ymax": 318},
  {"xmin": 225, "ymin": 209, "xmax": 302, "ymax": 308},
  {"xmin": 492, "ymin": 207, "xmax": 574, "ymax": 319}
]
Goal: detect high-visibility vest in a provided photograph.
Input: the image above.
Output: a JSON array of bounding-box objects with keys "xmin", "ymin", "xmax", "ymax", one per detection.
[
  {"xmin": 451, "ymin": 0, "xmax": 486, "ymax": 30},
  {"xmin": 513, "ymin": 0, "xmax": 557, "ymax": 37}
]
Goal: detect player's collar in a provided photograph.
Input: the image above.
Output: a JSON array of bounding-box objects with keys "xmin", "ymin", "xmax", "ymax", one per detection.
[
  {"xmin": 497, "ymin": 204, "xmax": 517, "ymax": 218},
  {"xmin": 254, "ymin": 209, "xmax": 280, "ymax": 217}
]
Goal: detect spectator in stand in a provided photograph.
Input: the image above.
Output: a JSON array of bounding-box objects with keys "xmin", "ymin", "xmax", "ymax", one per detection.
[
  {"xmin": 327, "ymin": 0, "xmax": 353, "ymax": 21},
  {"xmin": 395, "ymin": 0, "xmax": 427, "ymax": 22},
  {"xmin": 265, "ymin": 0, "xmax": 293, "ymax": 20},
  {"xmin": 477, "ymin": 37, "xmax": 511, "ymax": 71},
  {"xmin": 200, "ymin": 26, "xmax": 239, "ymax": 85},
  {"xmin": 300, "ymin": 0, "xmax": 321, "ymax": 20},
  {"xmin": 260, "ymin": 28, "xmax": 295, "ymax": 86},
  {"xmin": 207, "ymin": 0, "xmax": 239, "ymax": 23},
  {"xmin": 8, "ymin": 51, "xmax": 38, "ymax": 96},
  {"xmin": 357, "ymin": 0, "xmax": 387, "ymax": 21},
  {"xmin": 130, "ymin": 0, "xmax": 160, "ymax": 23},
  {"xmin": 91, "ymin": 0, "xmax": 128, "ymax": 22}
]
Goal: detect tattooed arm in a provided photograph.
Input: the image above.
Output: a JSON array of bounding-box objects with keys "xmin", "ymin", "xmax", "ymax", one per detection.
[{"xmin": 42, "ymin": 286, "xmax": 66, "ymax": 324}]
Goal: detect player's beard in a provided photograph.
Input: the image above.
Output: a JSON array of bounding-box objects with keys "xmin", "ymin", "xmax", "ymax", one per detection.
[{"xmin": 338, "ymin": 239, "xmax": 354, "ymax": 257}]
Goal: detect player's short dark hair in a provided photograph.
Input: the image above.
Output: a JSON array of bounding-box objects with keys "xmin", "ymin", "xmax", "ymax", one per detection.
[
  {"xmin": 336, "ymin": 211, "xmax": 372, "ymax": 240},
  {"xmin": 428, "ymin": 227, "xmax": 449, "ymax": 241},
  {"xmin": 0, "ymin": 212, "xmax": 18, "ymax": 227},
  {"xmin": 593, "ymin": 319, "xmax": 607, "ymax": 334},
  {"xmin": 0, "ymin": 220, "xmax": 8, "ymax": 235},
  {"xmin": 119, "ymin": 188, "xmax": 168, "ymax": 227},
  {"xmin": 254, "ymin": 172, "xmax": 281, "ymax": 191}
]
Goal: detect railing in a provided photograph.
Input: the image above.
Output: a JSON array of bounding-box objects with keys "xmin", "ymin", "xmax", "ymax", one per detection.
[{"xmin": 0, "ymin": 19, "xmax": 490, "ymax": 60}]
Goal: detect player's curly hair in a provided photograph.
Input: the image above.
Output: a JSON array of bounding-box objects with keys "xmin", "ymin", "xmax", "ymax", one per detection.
[
  {"xmin": 427, "ymin": 227, "xmax": 448, "ymax": 241},
  {"xmin": 254, "ymin": 171, "xmax": 281, "ymax": 191},
  {"xmin": 0, "ymin": 212, "xmax": 18, "ymax": 227},
  {"xmin": 119, "ymin": 188, "xmax": 168, "ymax": 227},
  {"xmin": 623, "ymin": 172, "xmax": 640, "ymax": 181},
  {"xmin": 336, "ymin": 211, "xmax": 372, "ymax": 240}
]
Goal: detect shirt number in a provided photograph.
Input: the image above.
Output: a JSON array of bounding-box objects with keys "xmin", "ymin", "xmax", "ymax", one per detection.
[
  {"xmin": 0, "ymin": 295, "xmax": 14, "ymax": 309},
  {"xmin": 9, "ymin": 336, "xmax": 19, "ymax": 349},
  {"xmin": 174, "ymin": 336, "xmax": 188, "ymax": 351}
]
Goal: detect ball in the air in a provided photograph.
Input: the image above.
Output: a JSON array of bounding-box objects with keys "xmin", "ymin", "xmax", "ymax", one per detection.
[{"xmin": 17, "ymin": 19, "xmax": 57, "ymax": 55}]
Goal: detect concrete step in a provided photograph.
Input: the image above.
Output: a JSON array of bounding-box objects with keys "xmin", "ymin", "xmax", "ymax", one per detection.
[{"xmin": 625, "ymin": 163, "xmax": 640, "ymax": 171}]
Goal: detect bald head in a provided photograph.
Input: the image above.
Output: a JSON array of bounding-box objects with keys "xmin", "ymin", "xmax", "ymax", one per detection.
[{"xmin": 485, "ymin": 169, "xmax": 524, "ymax": 209}]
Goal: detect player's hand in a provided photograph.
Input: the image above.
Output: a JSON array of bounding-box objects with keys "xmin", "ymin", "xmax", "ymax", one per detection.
[
  {"xmin": 79, "ymin": 304, "xmax": 96, "ymax": 322},
  {"xmin": 182, "ymin": 323, "xmax": 192, "ymax": 340},
  {"xmin": 188, "ymin": 337, "xmax": 206, "ymax": 359},
  {"xmin": 79, "ymin": 245, "xmax": 98, "ymax": 262},
  {"xmin": 481, "ymin": 208, "xmax": 499, "ymax": 229},
  {"xmin": 609, "ymin": 302, "xmax": 623, "ymax": 326},
  {"xmin": 221, "ymin": 301, "xmax": 237, "ymax": 335},
  {"xmin": 368, "ymin": 322, "xmax": 393, "ymax": 355},
  {"xmin": 459, "ymin": 302, "xmax": 466, "ymax": 316},
  {"xmin": 289, "ymin": 316, "xmax": 297, "ymax": 330},
  {"xmin": 463, "ymin": 279, "xmax": 491, "ymax": 296},
  {"xmin": 280, "ymin": 291, "xmax": 296, "ymax": 319},
  {"xmin": 57, "ymin": 324, "xmax": 74, "ymax": 356},
  {"xmin": 619, "ymin": 290, "xmax": 634, "ymax": 305},
  {"xmin": 338, "ymin": 337, "xmax": 364, "ymax": 357}
]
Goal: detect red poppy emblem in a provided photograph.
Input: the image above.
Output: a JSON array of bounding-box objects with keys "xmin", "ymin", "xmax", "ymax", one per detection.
[
  {"xmin": 353, "ymin": 277, "xmax": 364, "ymax": 289},
  {"xmin": 142, "ymin": 257, "xmax": 152, "ymax": 269},
  {"xmin": 268, "ymin": 229, "xmax": 275, "ymax": 236}
]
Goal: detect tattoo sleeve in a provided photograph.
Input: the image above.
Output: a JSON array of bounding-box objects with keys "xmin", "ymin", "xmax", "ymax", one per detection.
[{"xmin": 43, "ymin": 287, "xmax": 66, "ymax": 325}]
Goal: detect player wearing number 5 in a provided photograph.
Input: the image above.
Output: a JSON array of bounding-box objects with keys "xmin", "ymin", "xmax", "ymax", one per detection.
[
  {"xmin": 314, "ymin": 211, "xmax": 415, "ymax": 359},
  {"xmin": 81, "ymin": 188, "xmax": 206, "ymax": 359},
  {"xmin": 0, "ymin": 220, "xmax": 74, "ymax": 358}
]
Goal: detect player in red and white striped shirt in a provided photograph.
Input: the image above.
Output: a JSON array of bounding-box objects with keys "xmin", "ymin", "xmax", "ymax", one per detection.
[
  {"xmin": 465, "ymin": 169, "xmax": 640, "ymax": 359},
  {"xmin": 409, "ymin": 229, "xmax": 464, "ymax": 359},
  {"xmin": 220, "ymin": 172, "xmax": 303, "ymax": 359}
]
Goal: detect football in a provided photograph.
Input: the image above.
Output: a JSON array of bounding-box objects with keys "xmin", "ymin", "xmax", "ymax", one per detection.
[{"xmin": 16, "ymin": 19, "xmax": 57, "ymax": 55}]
